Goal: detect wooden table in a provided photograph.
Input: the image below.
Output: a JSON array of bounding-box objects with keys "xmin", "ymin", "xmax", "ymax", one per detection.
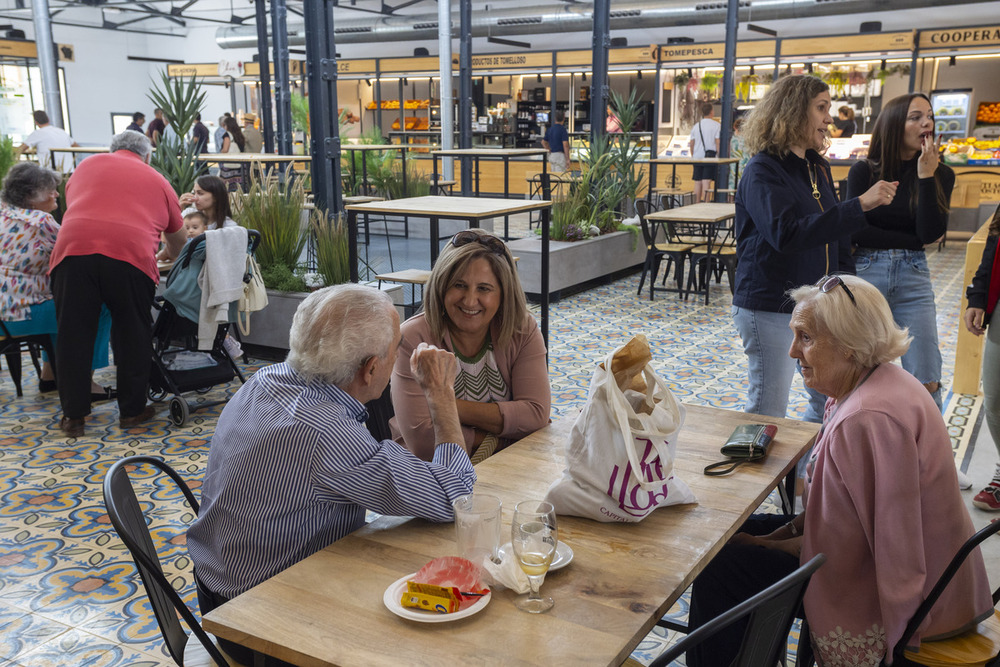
[
  {"xmin": 375, "ymin": 268, "xmax": 432, "ymax": 316},
  {"xmin": 48, "ymin": 146, "xmax": 109, "ymax": 171},
  {"xmin": 645, "ymin": 203, "xmax": 738, "ymax": 305},
  {"xmin": 431, "ymin": 148, "xmax": 549, "ymax": 239},
  {"xmin": 203, "ymin": 404, "xmax": 818, "ymax": 667},
  {"xmin": 345, "ymin": 196, "xmax": 553, "ymax": 345},
  {"xmin": 646, "ymin": 157, "xmax": 740, "ymax": 196},
  {"xmin": 342, "ymin": 144, "xmax": 410, "ymax": 197}
]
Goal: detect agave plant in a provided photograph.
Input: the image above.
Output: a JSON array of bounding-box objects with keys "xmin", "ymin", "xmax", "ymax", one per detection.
[
  {"xmin": 0, "ymin": 135, "xmax": 17, "ymax": 183},
  {"xmin": 147, "ymin": 72, "xmax": 207, "ymax": 195},
  {"xmin": 310, "ymin": 207, "xmax": 350, "ymax": 288}
]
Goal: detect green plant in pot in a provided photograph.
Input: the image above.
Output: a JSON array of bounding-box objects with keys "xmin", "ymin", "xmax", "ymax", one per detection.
[
  {"xmin": 233, "ymin": 171, "xmax": 309, "ymax": 292},
  {"xmin": 608, "ymin": 89, "xmax": 648, "ymax": 221},
  {"xmin": 147, "ymin": 71, "xmax": 208, "ymax": 195},
  {"xmin": 0, "ymin": 135, "xmax": 17, "ymax": 183}
]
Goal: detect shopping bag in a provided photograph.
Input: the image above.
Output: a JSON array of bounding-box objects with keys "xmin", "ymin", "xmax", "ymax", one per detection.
[
  {"xmin": 545, "ymin": 339, "xmax": 696, "ymax": 522},
  {"xmin": 237, "ymin": 253, "xmax": 268, "ymax": 336}
]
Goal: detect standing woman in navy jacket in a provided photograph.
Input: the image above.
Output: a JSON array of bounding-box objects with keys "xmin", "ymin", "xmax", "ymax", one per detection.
[
  {"xmin": 965, "ymin": 205, "xmax": 1000, "ymax": 510},
  {"xmin": 847, "ymin": 93, "xmax": 955, "ymax": 411},
  {"xmin": 733, "ymin": 74, "xmax": 893, "ymax": 423}
]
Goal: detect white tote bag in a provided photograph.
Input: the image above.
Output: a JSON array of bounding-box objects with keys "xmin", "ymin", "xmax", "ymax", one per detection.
[{"xmin": 545, "ymin": 347, "xmax": 696, "ymax": 522}]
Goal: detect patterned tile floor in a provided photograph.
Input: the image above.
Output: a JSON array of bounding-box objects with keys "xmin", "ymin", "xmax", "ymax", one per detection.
[{"xmin": 0, "ymin": 238, "xmax": 981, "ymax": 666}]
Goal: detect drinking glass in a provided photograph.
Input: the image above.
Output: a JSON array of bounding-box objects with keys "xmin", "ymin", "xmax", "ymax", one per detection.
[
  {"xmin": 453, "ymin": 493, "xmax": 502, "ymax": 565},
  {"xmin": 510, "ymin": 500, "xmax": 558, "ymax": 613}
]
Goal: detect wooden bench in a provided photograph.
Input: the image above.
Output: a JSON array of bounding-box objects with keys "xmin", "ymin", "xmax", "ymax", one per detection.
[
  {"xmin": 429, "ymin": 177, "xmax": 457, "ymax": 195},
  {"xmin": 376, "ymin": 269, "xmax": 432, "ymax": 316}
]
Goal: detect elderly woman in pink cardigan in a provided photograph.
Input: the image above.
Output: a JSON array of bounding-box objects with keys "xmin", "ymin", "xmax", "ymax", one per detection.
[
  {"xmin": 390, "ymin": 229, "xmax": 550, "ymax": 463},
  {"xmin": 687, "ymin": 274, "xmax": 991, "ymax": 667}
]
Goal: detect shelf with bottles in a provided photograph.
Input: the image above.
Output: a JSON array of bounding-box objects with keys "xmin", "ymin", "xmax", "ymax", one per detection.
[{"xmin": 515, "ymin": 100, "xmax": 568, "ymax": 147}]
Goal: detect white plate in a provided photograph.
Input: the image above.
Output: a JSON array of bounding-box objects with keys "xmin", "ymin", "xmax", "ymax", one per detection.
[
  {"xmin": 497, "ymin": 540, "xmax": 574, "ymax": 571},
  {"xmin": 383, "ymin": 572, "xmax": 491, "ymax": 623}
]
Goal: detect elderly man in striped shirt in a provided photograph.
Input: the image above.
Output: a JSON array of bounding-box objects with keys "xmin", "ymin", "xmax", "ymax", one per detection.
[{"xmin": 188, "ymin": 284, "xmax": 474, "ymax": 665}]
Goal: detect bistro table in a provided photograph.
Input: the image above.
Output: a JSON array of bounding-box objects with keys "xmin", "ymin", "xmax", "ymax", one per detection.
[
  {"xmin": 48, "ymin": 146, "xmax": 109, "ymax": 171},
  {"xmin": 431, "ymin": 148, "xmax": 550, "ymax": 239},
  {"xmin": 344, "ymin": 195, "xmax": 554, "ymax": 346},
  {"xmin": 342, "ymin": 144, "xmax": 410, "ymax": 197},
  {"xmin": 646, "ymin": 156, "xmax": 740, "ymax": 206},
  {"xmin": 645, "ymin": 203, "xmax": 737, "ymax": 305},
  {"xmin": 202, "ymin": 404, "xmax": 818, "ymax": 667}
]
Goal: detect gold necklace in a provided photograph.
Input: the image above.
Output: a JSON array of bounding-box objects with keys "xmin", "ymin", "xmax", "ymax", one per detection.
[{"xmin": 808, "ymin": 164, "xmax": 821, "ymax": 201}]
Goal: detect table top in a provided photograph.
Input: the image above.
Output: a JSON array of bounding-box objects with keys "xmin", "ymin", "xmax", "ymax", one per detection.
[
  {"xmin": 197, "ymin": 153, "xmax": 312, "ymax": 163},
  {"xmin": 645, "ymin": 157, "xmax": 740, "ymax": 165},
  {"xmin": 432, "ymin": 148, "xmax": 548, "ymax": 158},
  {"xmin": 203, "ymin": 403, "xmax": 817, "ymax": 667},
  {"xmin": 345, "ymin": 195, "xmax": 551, "ymax": 218},
  {"xmin": 375, "ymin": 268, "xmax": 432, "ymax": 285},
  {"xmin": 49, "ymin": 146, "xmax": 109, "ymax": 154},
  {"xmin": 342, "ymin": 144, "xmax": 409, "ymax": 152},
  {"xmin": 645, "ymin": 202, "xmax": 737, "ymax": 223}
]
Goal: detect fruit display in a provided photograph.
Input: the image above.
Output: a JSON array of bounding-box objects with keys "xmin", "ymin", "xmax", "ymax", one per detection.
[
  {"xmin": 941, "ymin": 137, "xmax": 1000, "ymax": 165},
  {"xmin": 976, "ymin": 102, "xmax": 1000, "ymax": 125},
  {"xmin": 365, "ymin": 99, "xmax": 431, "ymax": 110}
]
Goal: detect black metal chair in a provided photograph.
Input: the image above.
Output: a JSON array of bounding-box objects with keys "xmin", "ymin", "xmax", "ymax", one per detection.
[
  {"xmin": 102, "ymin": 456, "xmax": 235, "ymax": 667},
  {"xmin": 637, "ymin": 215, "xmax": 694, "ymax": 301},
  {"xmin": 0, "ymin": 319, "xmax": 56, "ymax": 398},
  {"xmin": 649, "ymin": 554, "xmax": 826, "ymax": 667},
  {"xmin": 890, "ymin": 520, "xmax": 1000, "ymax": 666}
]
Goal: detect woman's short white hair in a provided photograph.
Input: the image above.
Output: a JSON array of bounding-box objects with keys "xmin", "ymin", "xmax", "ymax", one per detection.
[
  {"xmin": 789, "ymin": 274, "xmax": 911, "ymax": 367},
  {"xmin": 110, "ymin": 131, "xmax": 152, "ymax": 160},
  {"xmin": 287, "ymin": 283, "xmax": 396, "ymax": 387}
]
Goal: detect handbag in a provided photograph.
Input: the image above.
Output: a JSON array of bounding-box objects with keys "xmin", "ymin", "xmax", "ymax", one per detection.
[
  {"xmin": 703, "ymin": 424, "xmax": 776, "ymax": 476},
  {"xmin": 237, "ymin": 252, "xmax": 268, "ymax": 336},
  {"xmin": 544, "ymin": 345, "xmax": 696, "ymax": 522}
]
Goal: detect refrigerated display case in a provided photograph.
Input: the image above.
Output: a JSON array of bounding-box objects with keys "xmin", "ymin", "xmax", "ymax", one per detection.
[{"xmin": 931, "ymin": 89, "xmax": 972, "ymax": 141}]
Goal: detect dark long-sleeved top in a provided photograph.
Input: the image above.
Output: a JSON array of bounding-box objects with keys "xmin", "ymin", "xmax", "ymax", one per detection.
[
  {"xmin": 848, "ymin": 159, "xmax": 955, "ymax": 250},
  {"xmin": 967, "ymin": 229, "xmax": 1000, "ymax": 326},
  {"xmin": 733, "ymin": 149, "xmax": 868, "ymax": 313}
]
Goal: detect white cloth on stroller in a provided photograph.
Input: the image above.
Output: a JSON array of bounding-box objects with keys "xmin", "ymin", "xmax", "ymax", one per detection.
[{"xmin": 197, "ymin": 226, "xmax": 248, "ymax": 350}]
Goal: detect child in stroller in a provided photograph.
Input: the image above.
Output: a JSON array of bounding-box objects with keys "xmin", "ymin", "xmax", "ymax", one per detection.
[{"xmin": 151, "ymin": 226, "xmax": 260, "ymax": 426}]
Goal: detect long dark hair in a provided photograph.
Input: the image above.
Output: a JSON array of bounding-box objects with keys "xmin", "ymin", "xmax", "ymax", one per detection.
[
  {"xmin": 989, "ymin": 203, "xmax": 1000, "ymax": 237},
  {"xmin": 196, "ymin": 175, "xmax": 232, "ymax": 226},
  {"xmin": 223, "ymin": 116, "xmax": 246, "ymax": 151},
  {"xmin": 865, "ymin": 93, "xmax": 949, "ymax": 215}
]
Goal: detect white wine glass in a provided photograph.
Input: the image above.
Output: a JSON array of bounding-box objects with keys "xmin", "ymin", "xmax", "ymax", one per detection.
[{"xmin": 510, "ymin": 500, "xmax": 558, "ymax": 613}]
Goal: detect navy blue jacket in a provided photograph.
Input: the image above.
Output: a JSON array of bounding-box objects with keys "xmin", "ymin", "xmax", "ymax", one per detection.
[{"xmin": 733, "ymin": 149, "xmax": 868, "ymax": 313}]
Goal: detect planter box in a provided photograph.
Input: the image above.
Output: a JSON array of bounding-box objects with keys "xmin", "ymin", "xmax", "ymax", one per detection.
[
  {"xmin": 241, "ymin": 282, "xmax": 404, "ymax": 351},
  {"xmin": 507, "ymin": 230, "xmax": 644, "ymax": 298}
]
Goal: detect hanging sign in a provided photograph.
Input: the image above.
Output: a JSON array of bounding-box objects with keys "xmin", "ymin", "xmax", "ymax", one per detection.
[
  {"xmin": 919, "ymin": 25, "xmax": 1000, "ymax": 49},
  {"xmin": 218, "ymin": 59, "xmax": 245, "ymax": 78}
]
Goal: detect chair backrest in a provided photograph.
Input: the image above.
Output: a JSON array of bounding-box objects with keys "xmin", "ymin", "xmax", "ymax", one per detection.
[
  {"xmin": 650, "ymin": 554, "xmax": 826, "ymax": 667},
  {"xmin": 102, "ymin": 456, "xmax": 230, "ymax": 667},
  {"xmin": 365, "ymin": 382, "xmax": 396, "ymax": 442},
  {"xmin": 892, "ymin": 519, "xmax": 1000, "ymax": 663},
  {"xmin": 638, "ymin": 216, "xmax": 659, "ymax": 248}
]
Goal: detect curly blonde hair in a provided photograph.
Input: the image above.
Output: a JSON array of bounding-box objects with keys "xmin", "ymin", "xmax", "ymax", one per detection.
[{"xmin": 742, "ymin": 75, "xmax": 829, "ymax": 158}]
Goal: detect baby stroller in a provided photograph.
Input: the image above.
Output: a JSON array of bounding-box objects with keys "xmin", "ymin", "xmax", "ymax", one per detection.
[{"xmin": 149, "ymin": 229, "xmax": 261, "ymax": 426}]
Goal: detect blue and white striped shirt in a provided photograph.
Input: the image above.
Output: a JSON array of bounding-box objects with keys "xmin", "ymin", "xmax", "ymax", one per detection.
[{"xmin": 187, "ymin": 362, "xmax": 475, "ymax": 599}]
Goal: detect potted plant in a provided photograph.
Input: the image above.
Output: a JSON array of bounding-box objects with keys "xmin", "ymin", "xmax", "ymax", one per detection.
[{"xmin": 147, "ymin": 72, "xmax": 207, "ymax": 195}]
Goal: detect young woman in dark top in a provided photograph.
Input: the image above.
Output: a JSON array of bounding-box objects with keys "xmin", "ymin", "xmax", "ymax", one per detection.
[
  {"xmin": 847, "ymin": 92, "xmax": 955, "ymax": 410},
  {"xmin": 830, "ymin": 106, "xmax": 856, "ymax": 138}
]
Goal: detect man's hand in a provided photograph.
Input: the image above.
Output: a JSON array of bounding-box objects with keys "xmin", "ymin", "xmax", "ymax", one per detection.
[
  {"xmin": 965, "ymin": 307, "xmax": 986, "ymax": 336},
  {"xmin": 410, "ymin": 343, "xmax": 464, "ymax": 449}
]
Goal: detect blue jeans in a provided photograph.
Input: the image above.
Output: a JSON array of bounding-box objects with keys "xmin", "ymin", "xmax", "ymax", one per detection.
[
  {"xmin": 854, "ymin": 248, "xmax": 942, "ymax": 410},
  {"xmin": 732, "ymin": 306, "xmax": 827, "ymax": 424}
]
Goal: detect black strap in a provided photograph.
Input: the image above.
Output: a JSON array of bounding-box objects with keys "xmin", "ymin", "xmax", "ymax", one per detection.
[{"xmin": 704, "ymin": 457, "xmax": 758, "ymax": 476}]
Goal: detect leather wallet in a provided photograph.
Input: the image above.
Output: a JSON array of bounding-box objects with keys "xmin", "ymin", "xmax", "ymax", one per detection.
[{"xmin": 704, "ymin": 424, "xmax": 777, "ymax": 476}]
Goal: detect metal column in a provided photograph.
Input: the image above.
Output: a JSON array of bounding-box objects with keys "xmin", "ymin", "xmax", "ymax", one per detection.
[
  {"xmin": 589, "ymin": 0, "xmax": 610, "ymax": 147},
  {"xmin": 716, "ymin": 0, "xmax": 739, "ymax": 199},
  {"xmin": 458, "ymin": 0, "xmax": 473, "ymax": 196},
  {"xmin": 438, "ymin": 0, "xmax": 454, "ymax": 181},
  {"xmin": 909, "ymin": 31, "xmax": 921, "ymax": 93},
  {"xmin": 31, "ymin": 0, "xmax": 63, "ymax": 127},
  {"xmin": 254, "ymin": 0, "xmax": 275, "ymax": 153},
  {"xmin": 303, "ymin": 0, "xmax": 346, "ymax": 269},
  {"xmin": 271, "ymin": 0, "xmax": 293, "ymax": 155}
]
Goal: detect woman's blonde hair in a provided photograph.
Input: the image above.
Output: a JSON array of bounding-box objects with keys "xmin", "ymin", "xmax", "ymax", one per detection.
[
  {"xmin": 423, "ymin": 229, "xmax": 529, "ymax": 349},
  {"xmin": 789, "ymin": 275, "xmax": 911, "ymax": 367},
  {"xmin": 742, "ymin": 75, "xmax": 829, "ymax": 158}
]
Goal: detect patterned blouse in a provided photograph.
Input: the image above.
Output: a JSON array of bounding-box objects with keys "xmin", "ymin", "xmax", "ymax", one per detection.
[
  {"xmin": 454, "ymin": 336, "xmax": 510, "ymax": 405},
  {"xmin": 0, "ymin": 203, "xmax": 60, "ymax": 321}
]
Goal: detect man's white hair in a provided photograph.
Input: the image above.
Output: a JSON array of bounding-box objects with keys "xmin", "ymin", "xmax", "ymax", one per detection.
[
  {"xmin": 287, "ymin": 284, "xmax": 395, "ymax": 387},
  {"xmin": 110, "ymin": 131, "xmax": 152, "ymax": 160}
]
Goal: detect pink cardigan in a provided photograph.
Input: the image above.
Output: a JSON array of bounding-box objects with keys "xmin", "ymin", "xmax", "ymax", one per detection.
[
  {"xmin": 801, "ymin": 363, "xmax": 992, "ymax": 666},
  {"xmin": 389, "ymin": 312, "xmax": 550, "ymax": 461}
]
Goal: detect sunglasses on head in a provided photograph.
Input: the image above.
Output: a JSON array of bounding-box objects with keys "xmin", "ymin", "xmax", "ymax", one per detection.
[
  {"xmin": 449, "ymin": 231, "xmax": 509, "ymax": 260},
  {"xmin": 816, "ymin": 274, "xmax": 857, "ymax": 306}
]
